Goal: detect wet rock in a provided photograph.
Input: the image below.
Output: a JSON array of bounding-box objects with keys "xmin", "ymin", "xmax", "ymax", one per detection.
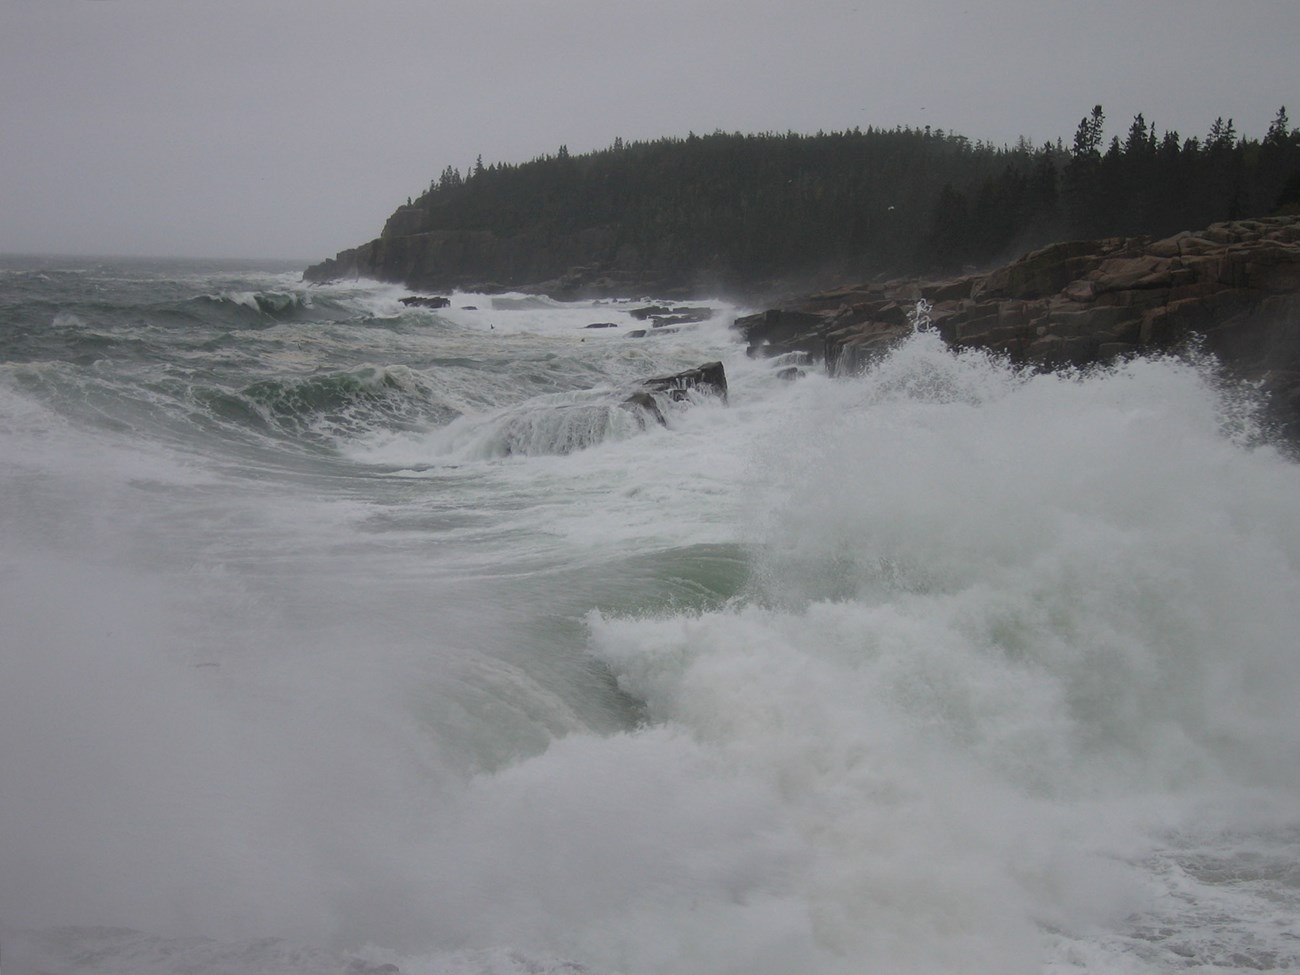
[
  {"xmin": 651, "ymin": 308, "xmax": 716, "ymax": 326},
  {"xmin": 617, "ymin": 363, "xmax": 729, "ymax": 428},
  {"xmin": 399, "ymin": 295, "xmax": 450, "ymax": 308},
  {"xmin": 734, "ymin": 215, "xmax": 1300, "ymax": 443},
  {"xmin": 630, "ymin": 305, "xmax": 673, "ymax": 320},
  {"xmin": 621, "ymin": 391, "xmax": 667, "ymax": 427},
  {"xmin": 641, "ymin": 361, "xmax": 728, "ymax": 403},
  {"xmin": 732, "ymin": 307, "xmax": 829, "ymax": 359}
]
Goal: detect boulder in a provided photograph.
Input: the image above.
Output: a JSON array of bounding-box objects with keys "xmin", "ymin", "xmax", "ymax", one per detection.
[
  {"xmin": 621, "ymin": 391, "xmax": 668, "ymax": 427},
  {"xmin": 618, "ymin": 363, "xmax": 729, "ymax": 428},
  {"xmin": 641, "ymin": 361, "xmax": 728, "ymax": 403},
  {"xmin": 630, "ymin": 305, "xmax": 673, "ymax": 320}
]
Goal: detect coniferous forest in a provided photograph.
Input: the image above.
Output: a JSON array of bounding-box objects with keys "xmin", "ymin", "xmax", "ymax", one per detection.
[{"xmin": 325, "ymin": 107, "xmax": 1300, "ymax": 293}]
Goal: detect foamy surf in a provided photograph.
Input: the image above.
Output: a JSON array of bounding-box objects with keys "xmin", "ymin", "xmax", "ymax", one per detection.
[{"xmin": 1, "ymin": 257, "xmax": 1297, "ymax": 974}]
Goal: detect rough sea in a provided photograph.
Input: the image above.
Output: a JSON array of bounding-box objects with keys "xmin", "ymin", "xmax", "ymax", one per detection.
[{"xmin": 1, "ymin": 255, "xmax": 1298, "ymax": 975}]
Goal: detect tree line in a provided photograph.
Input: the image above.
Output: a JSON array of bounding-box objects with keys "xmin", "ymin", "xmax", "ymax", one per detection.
[{"xmin": 390, "ymin": 107, "xmax": 1300, "ymax": 285}]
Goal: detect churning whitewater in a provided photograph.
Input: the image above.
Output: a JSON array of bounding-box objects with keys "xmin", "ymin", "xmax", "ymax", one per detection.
[{"xmin": 1, "ymin": 257, "xmax": 1298, "ymax": 975}]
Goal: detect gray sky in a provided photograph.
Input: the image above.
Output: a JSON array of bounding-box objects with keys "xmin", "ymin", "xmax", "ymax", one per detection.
[{"xmin": 2, "ymin": 0, "xmax": 1297, "ymax": 262}]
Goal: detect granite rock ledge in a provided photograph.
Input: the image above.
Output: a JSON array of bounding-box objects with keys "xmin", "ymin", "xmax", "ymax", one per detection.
[{"xmin": 734, "ymin": 215, "xmax": 1300, "ymax": 444}]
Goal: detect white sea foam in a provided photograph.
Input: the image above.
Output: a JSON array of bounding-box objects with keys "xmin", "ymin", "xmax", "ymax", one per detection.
[
  {"xmin": 2, "ymin": 270, "xmax": 1298, "ymax": 975},
  {"xmin": 578, "ymin": 333, "xmax": 1300, "ymax": 973},
  {"xmin": 51, "ymin": 310, "xmax": 86, "ymax": 329}
]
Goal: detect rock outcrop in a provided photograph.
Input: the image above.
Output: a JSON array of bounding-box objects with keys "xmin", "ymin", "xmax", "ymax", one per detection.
[
  {"xmin": 641, "ymin": 361, "xmax": 728, "ymax": 404},
  {"xmin": 735, "ymin": 216, "xmax": 1300, "ymax": 442},
  {"xmin": 620, "ymin": 362, "xmax": 729, "ymax": 428}
]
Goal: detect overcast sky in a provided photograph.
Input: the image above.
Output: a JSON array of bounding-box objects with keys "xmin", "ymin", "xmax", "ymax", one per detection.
[{"xmin": 2, "ymin": 0, "xmax": 1297, "ymax": 262}]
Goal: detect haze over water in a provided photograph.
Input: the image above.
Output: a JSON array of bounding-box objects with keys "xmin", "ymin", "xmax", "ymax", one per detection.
[{"xmin": 1, "ymin": 256, "xmax": 1298, "ymax": 974}]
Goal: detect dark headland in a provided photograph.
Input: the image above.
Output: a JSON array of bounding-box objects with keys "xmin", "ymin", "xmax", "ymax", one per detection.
[{"xmin": 305, "ymin": 111, "xmax": 1300, "ymax": 443}]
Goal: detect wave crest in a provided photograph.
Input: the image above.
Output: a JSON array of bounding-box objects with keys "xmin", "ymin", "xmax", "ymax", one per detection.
[{"xmin": 232, "ymin": 365, "xmax": 455, "ymax": 441}]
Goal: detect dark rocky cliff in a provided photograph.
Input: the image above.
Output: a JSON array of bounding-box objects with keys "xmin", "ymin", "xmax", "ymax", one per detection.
[
  {"xmin": 735, "ymin": 216, "xmax": 1300, "ymax": 444},
  {"xmin": 303, "ymin": 225, "xmax": 712, "ymax": 299}
]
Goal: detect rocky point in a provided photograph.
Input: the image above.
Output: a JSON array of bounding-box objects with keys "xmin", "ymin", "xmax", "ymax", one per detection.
[{"xmin": 734, "ymin": 215, "xmax": 1300, "ymax": 444}]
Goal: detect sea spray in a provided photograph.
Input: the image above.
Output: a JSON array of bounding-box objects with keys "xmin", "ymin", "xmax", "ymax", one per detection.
[
  {"xmin": 587, "ymin": 330, "xmax": 1300, "ymax": 973},
  {"xmin": 2, "ymin": 259, "xmax": 1298, "ymax": 974}
]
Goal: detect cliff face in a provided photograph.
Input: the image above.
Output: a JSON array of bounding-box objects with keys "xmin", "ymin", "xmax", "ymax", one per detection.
[
  {"xmin": 305, "ymin": 226, "xmax": 607, "ymax": 293},
  {"xmin": 302, "ymin": 225, "xmax": 714, "ymax": 298},
  {"xmin": 735, "ymin": 216, "xmax": 1300, "ymax": 443}
]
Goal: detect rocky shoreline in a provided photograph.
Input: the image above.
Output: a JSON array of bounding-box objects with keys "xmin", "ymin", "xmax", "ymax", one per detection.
[
  {"xmin": 734, "ymin": 215, "xmax": 1300, "ymax": 445},
  {"xmin": 308, "ymin": 214, "xmax": 1300, "ymax": 444}
]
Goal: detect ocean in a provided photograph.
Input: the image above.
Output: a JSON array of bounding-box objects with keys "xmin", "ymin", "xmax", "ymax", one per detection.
[{"xmin": 1, "ymin": 255, "xmax": 1298, "ymax": 975}]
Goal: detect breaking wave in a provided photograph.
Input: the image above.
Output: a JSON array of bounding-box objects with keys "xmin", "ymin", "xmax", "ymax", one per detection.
[
  {"xmin": 232, "ymin": 364, "xmax": 458, "ymax": 440},
  {"xmin": 4, "ymin": 258, "xmax": 1299, "ymax": 975}
]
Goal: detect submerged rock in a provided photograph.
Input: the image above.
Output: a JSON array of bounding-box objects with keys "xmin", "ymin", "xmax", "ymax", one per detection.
[
  {"xmin": 479, "ymin": 362, "xmax": 729, "ymax": 456},
  {"xmin": 399, "ymin": 295, "xmax": 450, "ymax": 308}
]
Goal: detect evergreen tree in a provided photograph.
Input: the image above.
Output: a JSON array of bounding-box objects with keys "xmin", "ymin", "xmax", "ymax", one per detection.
[
  {"xmin": 1065, "ymin": 105, "xmax": 1106, "ymax": 235},
  {"xmin": 381, "ymin": 107, "xmax": 1298, "ymax": 288},
  {"xmin": 1265, "ymin": 106, "xmax": 1291, "ymax": 147},
  {"xmin": 1207, "ymin": 117, "xmax": 1238, "ymax": 150}
]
